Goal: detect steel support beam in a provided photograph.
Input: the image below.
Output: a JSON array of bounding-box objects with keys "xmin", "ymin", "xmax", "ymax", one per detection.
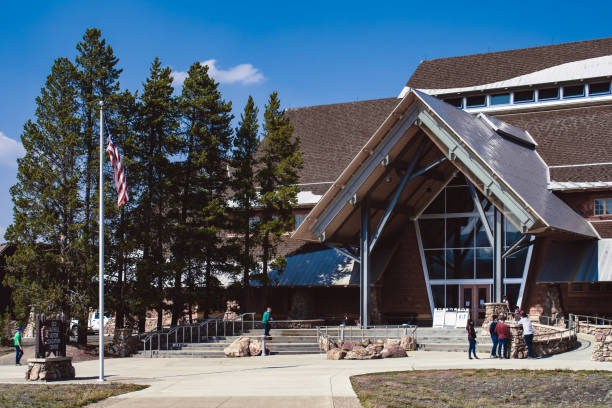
[
  {"xmin": 325, "ymin": 243, "xmax": 360, "ymax": 263},
  {"xmin": 468, "ymin": 179, "xmax": 494, "ymax": 247},
  {"xmin": 368, "ymin": 140, "xmax": 427, "ymax": 254},
  {"xmin": 360, "ymin": 197, "xmax": 370, "ymax": 327},
  {"xmin": 494, "ymin": 208, "xmax": 503, "ymax": 303},
  {"xmin": 501, "ymin": 235, "xmax": 533, "ymax": 259}
]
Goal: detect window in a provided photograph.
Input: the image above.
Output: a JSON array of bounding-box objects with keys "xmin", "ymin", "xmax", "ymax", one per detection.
[
  {"xmin": 466, "ymin": 95, "xmax": 486, "ymax": 108},
  {"xmin": 490, "ymin": 93, "xmax": 511, "ymax": 105},
  {"xmin": 249, "ymin": 216, "xmax": 260, "ymax": 227},
  {"xmin": 563, "ymin": 85, "xmax": 585, "ymax": 99},
  {"xmin": 538, "ymin": 87, "xmax": 559, "ymax": 101},
  {"xmin": 595, "ymin": 198, "xmax": 612, "ymax": 215},
  {"xmin": 513, "ymin": 90, "xmax": 535, "ymax": 103},
  {"xmin": 444, "ymin": 97, "xmax": 463, "ymax": 108},
  {"xmin": 589, "ymin": 81, "xmax": 611, "ymax": 96},
  {"xmin": 295, "ymin": 214, "xmax": 305, "ymax": 229}
]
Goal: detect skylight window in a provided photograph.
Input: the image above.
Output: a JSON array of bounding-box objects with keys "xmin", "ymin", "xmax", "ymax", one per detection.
[
  {"xmin": 444, "ymin": 97, "xmax": 463, "ymax": 108},
  {"xmin": 589, "ymin": 81, "xmax": 611, "ymax": 96},
  {"xmin": 490, "ymin": 93, "xmax": 510, "ymax": 105},
  {"xmin": 466, "ymin": 95, "xmax": 486, "ymax": 108},
  {"xmin": 513, "ymin": 90, "xmax": 535, "ymax": 103},
  {"xmin": 538, "ymin": 87, "xmax": 559, "ymax": 101},
  {"xmin": 563, "ymin": 85, "xmax": 585, "ymax": 99}
]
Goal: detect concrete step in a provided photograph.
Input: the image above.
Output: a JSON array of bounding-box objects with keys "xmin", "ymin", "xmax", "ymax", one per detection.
[
  {"xmin": 418, "ymin": 343, "xmax": 494, "ymax": 353},
  {"xmin": 209, "ymin": 336, "xmax": 319, "ymax": 343}
]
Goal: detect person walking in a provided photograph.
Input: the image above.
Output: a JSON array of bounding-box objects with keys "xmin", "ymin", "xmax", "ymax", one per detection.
[
  {"xmin": 489, "ymin": 314, "xmax": 499, "ymax": 358},
  {"xmin": 494, "ymin": 315, "xmax": 510, "ymax": 359},
  {"xmin": 14, "ymin": 327, "xmax": 24, "ymax": 366},
  {"xmin": 262, "ymin": 307, "xmax": 272, "ymax": 338},
  {"xmin": 519, "ymin": 311, "xmax": 535, "ymax": 358},
  {"xmin": 467, "ymin": 318, "xmax": 478, "ymax": 359}
]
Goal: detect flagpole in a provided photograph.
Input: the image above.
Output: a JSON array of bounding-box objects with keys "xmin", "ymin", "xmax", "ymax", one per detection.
[{"xmin": 99, "ymin": 100, "xmax": 105, "ymax": 382}]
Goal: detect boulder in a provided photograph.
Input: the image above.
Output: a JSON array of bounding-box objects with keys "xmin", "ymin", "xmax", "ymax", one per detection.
[
  {"xmin": 318, "ymin": 336, "xmax": 336, "ymax": 352},
  {"xmin": 223, "ymin": 336, "xmax": 251, "ymax": 357},
  {"xmin": 381, "ymin": 346, "xmax": 407, "ymax": 358},
  {"xmin": 400, "ymin": 335, "xmax": 417, "ymax": 351},
  {"xmin": 327, "ymin": 348, "xmax": 346, "ymax": 360},
  {"xmin": 360, "ymin": 338, "xmax": 371, "ymax": 347},
  {"xmin": 366, "ymin": 343, "xmax": 383, "ymax": 357},
  {"xmin": 383, "ymin": 339, "xmax": 401, "ymax": 349},
  {"xmin": 249, "ymin": 338, "xmax": 269, "ymax": 356},
  {"xmin": 341, "ymin": 341, "xmax": 356, "ymax": 351}
]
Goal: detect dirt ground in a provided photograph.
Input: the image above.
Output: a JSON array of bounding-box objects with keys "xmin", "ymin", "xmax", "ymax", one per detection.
[{"xmin": 351, "ymin": 369, "xmax": 612, "ymax": 408}]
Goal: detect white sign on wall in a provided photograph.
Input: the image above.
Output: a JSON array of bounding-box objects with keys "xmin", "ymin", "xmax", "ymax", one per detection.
[
  {"xmin": 444, "ymin": 310, "xmax": 457, "ymax": 328},
  {"xmin": 433, "ymin": 308, "xmax": 445, "ymax": 328}
]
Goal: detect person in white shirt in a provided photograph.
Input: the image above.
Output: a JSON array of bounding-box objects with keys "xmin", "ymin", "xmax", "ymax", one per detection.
[{"xmin": 519, "ymin": 311, "xmax": 535, "ymax": 358}]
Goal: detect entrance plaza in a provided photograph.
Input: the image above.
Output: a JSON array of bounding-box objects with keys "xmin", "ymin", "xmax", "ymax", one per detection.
[{"xmin": 0, "ymin": 338, "xmax": 608, "ymax": 408}]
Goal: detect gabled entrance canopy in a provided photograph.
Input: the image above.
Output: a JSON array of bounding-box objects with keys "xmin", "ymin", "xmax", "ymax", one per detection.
[{"xmin": 293, "ymin": 89, "xmax": 597, "ymax": 246}]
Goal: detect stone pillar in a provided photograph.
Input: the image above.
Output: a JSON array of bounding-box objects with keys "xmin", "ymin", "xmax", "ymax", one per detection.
[
  {"xmin": 508, "ymin": 322, "xmax": 526, "ymax": 359},
  {"xmin": 593, "ymin": 327, "xmax": 612, "ymax": 362},
  {"xmin": 480, "ymin": 303, "xmax": 510, "ymax": 335}
]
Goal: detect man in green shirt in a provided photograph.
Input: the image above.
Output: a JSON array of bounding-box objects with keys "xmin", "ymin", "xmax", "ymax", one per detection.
[
  {"xmin": 14, "ymin": 327, "xmax": 23, "ymax": 365},
  {"xmin": 262, "ymin": 307, "xmax": 272, "ymax": 337}
]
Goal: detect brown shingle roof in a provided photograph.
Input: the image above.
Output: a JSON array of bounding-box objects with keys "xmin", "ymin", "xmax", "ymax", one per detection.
[
  {"xmin": 494, "ymin": 103, "xmax": 612, "ymax": 182},
  {"xmin": 407, "ymin": 37, "xmax": 612, "ymax": 89},
  {"xmin": 286, "ymin": 98, "xmax": 399, "ymax": 185}
]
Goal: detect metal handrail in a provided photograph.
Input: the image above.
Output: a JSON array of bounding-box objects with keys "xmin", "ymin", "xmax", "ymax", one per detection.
[
  {"xmin": 141, "ymin": 312, "xmax": 256, "ymax": 357},
  {"xmin": 569, "ymin": 313, "xmax": 612, "ymax": 327},
  {"xmin": 317, "ymin": 324, "xmax": 418, "ymax": 345}
]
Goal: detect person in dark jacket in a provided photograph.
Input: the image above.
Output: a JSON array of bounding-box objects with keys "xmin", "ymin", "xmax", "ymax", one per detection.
[
  {"xmin": 489, "ymin": 314, "xmax": 499, "ymax": 358},
  {"xmin": 467, "ymin": 319, "xmax": 478, "ymax": 359}
]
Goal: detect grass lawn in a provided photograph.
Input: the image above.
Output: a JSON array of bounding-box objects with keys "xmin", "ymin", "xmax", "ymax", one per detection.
[
  {"xmin": 351, "ymin": 369, "xmax": 612, "ymax": 408},
  {"xmin": 0, "ymin": 383, "xmax": 148, "ymax": 408}
]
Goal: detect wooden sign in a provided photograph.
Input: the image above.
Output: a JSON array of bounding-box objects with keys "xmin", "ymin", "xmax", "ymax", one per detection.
[{"xmin": 35, "ymin": 314, "xmax": 67, "ymax": 358}]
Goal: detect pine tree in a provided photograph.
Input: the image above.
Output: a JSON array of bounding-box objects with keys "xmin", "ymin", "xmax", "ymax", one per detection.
[
  {"xmin": 104, "ymin": 90, "xmax": 139, "ymax": 330},
  {"xmin": 230, "ymin": 96, "xmax": 260, "ymax": 311},
  {"xmin": 255, "ymin": 92, "xmax": 303, "ymax": 295},
  {"xmin": 5, "ymin": 58, "xmax": 85, "ymax": 322},
  {"xmin": 174, "ymin": 62, "xmax": 234, "ymax": 320},
  {"xmin": 134, "ymin": 58, "xmax": 179, "ymax": 330},
  {"xmin": 75, "ymin": 27, "xmax": 122, "ymax": 344}
]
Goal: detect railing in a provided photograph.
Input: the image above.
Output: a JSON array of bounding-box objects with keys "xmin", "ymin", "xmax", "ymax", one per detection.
[
  {"xmin": 317, "ymin": 324, "xmax": 417, "ymax": 345},
  {"xmin": 569, "ymin": 313, "xmax": 612, "ymax": 327},
  {"xmin": 142, "ymin": 312, "xmax": 256, "ymax": 357}
]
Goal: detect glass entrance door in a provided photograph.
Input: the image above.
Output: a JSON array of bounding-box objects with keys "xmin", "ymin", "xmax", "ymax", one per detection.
[{"xmin": 460, "ymin": 285, "xmax": 490, "ymax": 325}]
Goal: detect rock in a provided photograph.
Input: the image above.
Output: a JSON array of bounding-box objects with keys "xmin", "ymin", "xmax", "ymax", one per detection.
[
  {"xmin": 223, "ymin": 336, "xmax": 251, "ymax": 357},
  {"xmin": 341, "ymin": 341, "xmax": 356, "ymax": 351},
  {"xmin": 400, "ymin": 335, "xmax": 417, "ymax": 351},
  {"xmin": 327, "ymin": 348, "xmax": 346, "ymax": 360},
  {"xmin": 383, "ymin": 339, "xmax": 401, "ymax": 349},
  {"xmin": 318, "ymin": 336, "xmax": 336, "ymax": 352},
  {"xmin": 366, "ymin": 343, "xmax": 383, "ymax": 356},
  {"xmin": 381, "ymin": 346, "xmax": 407, "ymax": 358},
  {"xmin": 360, "ymin": 338, "xmax": 371, "ymax": 347},
  {"xmin": 249, "ymin": 339, "xmax": 263, "ymax": 356},
  {"xmin": 29, "ymin": 364, "xmax": 40, "ymax": 381}
]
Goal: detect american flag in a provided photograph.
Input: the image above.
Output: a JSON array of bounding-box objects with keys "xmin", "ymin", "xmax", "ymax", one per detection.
[{"xmin": 106, "ymin": 137, "xmax": 128, "ymax": 207}]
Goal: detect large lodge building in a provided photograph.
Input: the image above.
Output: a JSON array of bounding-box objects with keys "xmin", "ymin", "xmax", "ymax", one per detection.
[{"xmin": 255, "ymin": 38, "xmax": 612, "ymax": 326}]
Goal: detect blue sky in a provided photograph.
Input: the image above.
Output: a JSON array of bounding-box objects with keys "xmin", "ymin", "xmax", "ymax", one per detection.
[{"xmin": 1, "ymin": 0, "xmax": 611, "ymax": 238}]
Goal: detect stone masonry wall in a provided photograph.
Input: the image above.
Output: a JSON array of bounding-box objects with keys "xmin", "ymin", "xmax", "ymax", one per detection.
[
  {"xmin": 591, "ymin": 327, "xmax": 612, "ymax": 362},
  {"xmin": 507, "ymin": 322, "xmax": 576, "ymax": 359}
]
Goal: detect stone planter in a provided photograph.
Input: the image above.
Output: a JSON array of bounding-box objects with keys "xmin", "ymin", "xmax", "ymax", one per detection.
[{"xmin": 26, "ymin": 357, "xmax": 75, "ymax": 381}]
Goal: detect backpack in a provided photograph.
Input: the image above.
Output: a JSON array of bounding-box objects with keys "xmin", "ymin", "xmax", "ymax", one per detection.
[{"xmin": 489, "ymin": 321, "xmax": 497, "ymax": 335}]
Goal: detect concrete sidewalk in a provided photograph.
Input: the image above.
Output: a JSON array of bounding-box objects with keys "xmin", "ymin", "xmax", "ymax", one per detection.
[{"xmin": 0, "ymin": 336, "xmax": 609, "ymax": 408}]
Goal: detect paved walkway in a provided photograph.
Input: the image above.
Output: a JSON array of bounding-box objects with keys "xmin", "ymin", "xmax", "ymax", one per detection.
[{"xmin": 0, "ymin": 335, "xmax": 608, "ymax": 407}]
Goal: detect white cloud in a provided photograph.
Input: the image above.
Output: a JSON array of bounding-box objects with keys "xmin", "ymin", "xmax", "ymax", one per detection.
[
  {"xmin": 0, "ymin": 131, "xmax": 25, "ymax": 167},
  {"xmin": 172, "ymin": 59, "xmax": 264, "ymax": 87}
]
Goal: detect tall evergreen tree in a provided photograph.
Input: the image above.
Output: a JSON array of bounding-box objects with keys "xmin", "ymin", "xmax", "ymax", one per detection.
[
  {"xmin": 5, "ymin": 58, "xmax": 85, "ymax": 322},
  {"xmin": 230, "ymin": 96, "xmax": 260, "ymax": 311},
  {"xmin": 173, "ymin": 62, "xmax": 234, "ymax": 321},
  {"xmin": 255, "ymin": 92, "xmax": 303, "ymax": 294},
  {"xmin": 134, "ymin": 58, "xmax": 179, "ymax": 330},
  {"xmin": 75, "ymin": 28, "xmax": 122, "ymax": 344}
]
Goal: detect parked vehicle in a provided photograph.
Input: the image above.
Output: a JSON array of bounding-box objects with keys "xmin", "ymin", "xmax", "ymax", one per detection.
[{"xmin": 70, "ymin": 311, "xmax": 112, "ymax": 337}]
